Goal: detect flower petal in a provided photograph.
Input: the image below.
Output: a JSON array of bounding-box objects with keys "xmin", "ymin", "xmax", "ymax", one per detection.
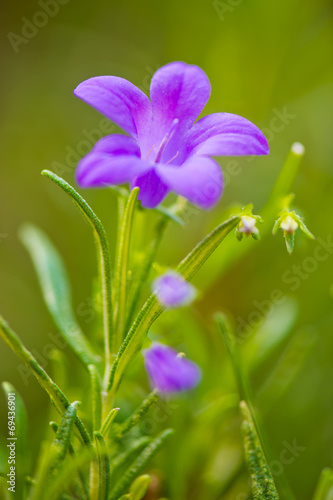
[
  {"xmin": 185, "ymin": 113, "xmax": 269, "ymax": 157},
  {"xmin": 153, "ymin": 271, "xmax": 197, "ymax": 308},
  {"xmin": 74, "ymin": 76, "xmax": 152, "ymax": 139},
  {"xmin": 143, "ymin": 343, "xmax": 201, "ymax": 393},
  {"xmin": 76, "ymin": 134, "xmax": 150, "ymax": 187},
  {"xmin": 157, "ymin": 156, "xmax": 223, "ymax": 209},
  {"xmin": 150, "ymin": 62, "xmax": 211, "ymax": 137},
  {"xmin": 131, "ymin": 169, "xmax": 169, "ymax": 208}
]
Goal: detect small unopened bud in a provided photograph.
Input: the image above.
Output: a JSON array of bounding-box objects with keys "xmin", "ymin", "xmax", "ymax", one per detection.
[
  {"xmin": 280, "ymin": 215, "xmax": 298, "ymax": 234},
  {"xmin": 238, "ymin": 216, "xmax": 259, "ymax": 236}
]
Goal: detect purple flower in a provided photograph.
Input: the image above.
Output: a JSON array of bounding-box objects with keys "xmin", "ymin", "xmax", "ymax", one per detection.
[
  {"xmin": 153, "ymin": 271, "xmax": 196, "ymax": 308},
  {"xmin": 143, "ymin": 343, "xmax": 201, "ymax": 393},
  {"xmin": 74, "ymin": 62, "xmax": 269, "ymax": 209}
]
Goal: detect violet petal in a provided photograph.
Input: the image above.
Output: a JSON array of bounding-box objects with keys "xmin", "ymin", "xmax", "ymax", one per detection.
[
  {"xmin": 132, "ymin": 169, "xmax": 170, "ymax": 208},
  {"xmin": 74, "ymin": 76, "xmax": 152, "ymax": 139},
  {"xmin": 143, "ymin": 343, "xmax": 201, "ymax": 393},
  {"xmin": 185, "ymin": 112, "xmax": 269, "ymax": 158},
  {"xmin": 76, "ymin": 134, "xmax": 150, "ymax": 187},
  {"xmin": 153, "ymin": 271, "xmax": 197, "ymax": 308},
  {"xmin": 157, "ymin": 156, "xmax": 223, "ymax": 209},
  {"xmin": 150, "ymin": 62, "xmax": 211, "ymax": 139}
]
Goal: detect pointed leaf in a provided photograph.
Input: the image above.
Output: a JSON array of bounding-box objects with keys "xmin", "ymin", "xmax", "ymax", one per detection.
[
  {"xmin": 313, "ymin": 468, "xmax": 333, "ymax": 500},
  {"xmin": 100, "ymin": 408, "xmax": 120, "ymax": 436},
  {"xmin": 51, "ymin": 401, "xmax": 80, "ymax": 470},
  {"xmin": 129, "ymin": 474, "xmax": 151, "ymax": 500},
  {"xmin": 116, "ymin": 391, "xmax": 159, "ymax": 440},
  {"xmin": 240, "ymin": 401, "xmax": 279, "ymax": 500},
  {"xmin": 19, "ymin": 224, "xmax": 99, "ymax": 368},
  {"xmin": 109, "ymin": 437, "xmax": 151, "ymax": 485},
  {"xmin": 42, "ymin": 170, "xmax": 112, "ymax": 389},
  {"xmin": 109, "ymin": 430, "xmax": 174, "ymax": 500},
  {"xmin": 94, "ymin": 432, "xmax": 111, "ymax": 500}
]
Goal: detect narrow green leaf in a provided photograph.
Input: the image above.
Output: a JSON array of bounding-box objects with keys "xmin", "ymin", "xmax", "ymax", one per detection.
[
  {"xmin": 100, "ymin": 408, "xmax": 120, "ymax": 437},
  {"xmin": 51, "ymin": 402, "xmax": 80, "ymax": 471},
  {"xmin": 116, "ymin": 391, "xmax": 159, "ymax": 440},
  {"xmin": 215, "ymin": 313, "xmax": 296, "ymax": 500},
  {"xmin": 176, "ymin": 215, "xmax": 240, "ymax": 280},
  {"xmin": 240, "ymin": 401, "xmax": 279, "ymax": 500},
  {"xmin": 242, "ymin": 299, "xmax": 298, "ymax": 372},
  {"xmin": 94, "ymin": 432, "xmax": 111, "ymax": 500},
  {"xmin": 19, "ymin": 223, "xmax": 99, "ymax": 369},
  {"xmin": 30, "ymin": 442, "xmax": 53, "ymax": 500},
  {"xmin": 0, "ymin": 316, "xmax": 91, "ymax": 446},
  {"xmin": 108, "ymin": 215, "xmax": 240, "ymax": 397},
  {"xmin": 2, "ymin": 382, "xmax": 29, "ymax": 499},
  {"xmin": 41, "ymin": 170, "xmax": 112, "ymax": 390},
  {"xmin": 129, "ymin": 474, "xmax": 151, "ymax": 500},
  {"xmin": 44, "ymin": 448, "xmax": 95, "ymax": 500},
  {"xmin": 215, "ymin": 313, "xmax": 252, "ymax": 402},
  {"xmin": 50, "ymin": 422, "xmax": 89, "ymax": 500},
  {"xmin": 258, "ymin": 327, "xmax": 317, "ymax": 414},
  {"xmin": 109, "ymin": 429, "xmax": 174, "ymax": 500},
  {"xmin": 109, "ymin": 437, "xmax": 151, "ymax": 485},
  {"xmin": 89, "ymin": 365, "xmax": 102, "ymax": 433},
  {"xmin": 113, "ymin": 187, "xmax": 140, "ymax": 351},
  {"xmin": 313, "ymin": 468, "xmax": 333, "ymax": 500}
]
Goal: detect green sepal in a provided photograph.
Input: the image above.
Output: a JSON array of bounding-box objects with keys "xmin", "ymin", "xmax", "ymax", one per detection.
[
  {"xmin": 298, "ymin": 218, "xmax": 315, "ymax": 240},
  {"xmin": 284, "ymin": 231, "xmax": 295, "ymax": 254}
]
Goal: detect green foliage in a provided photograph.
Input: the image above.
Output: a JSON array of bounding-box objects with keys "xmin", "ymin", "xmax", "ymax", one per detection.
[
  {"xmin": 240, "ymin": 401, "xmax": 279, "ymax": 500},
  {"xmin": 109, "ymin": 429, "xmax": 174, "ymax": 500},
  {"xmin": 19, "ymin": 223, "xmax": 99, "ymax": 368},
  {"xmin": 313, "ymin": 469, "xmax": 333, "ymax": 500}
]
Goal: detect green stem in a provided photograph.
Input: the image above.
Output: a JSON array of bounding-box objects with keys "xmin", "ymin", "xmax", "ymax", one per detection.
[
  {"xmin": 42, "ymin": 171, "xmax": 113, "ymax": 394},
  {"xmin": 107, "ymin": 215, "xmax": 240, "ymax": 402},
  {"xmin": 113, "ymin": 187, "xmax": 139, "ymax": 352},
  {"xmin": 125, "ymin": 216, "xmax": 169, "ymax": 331}
]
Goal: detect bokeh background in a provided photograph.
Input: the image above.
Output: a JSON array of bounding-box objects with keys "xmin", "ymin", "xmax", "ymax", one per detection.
[{"xmin": 1, "ymin": 0, "xmax": 333, "ymax": 498}]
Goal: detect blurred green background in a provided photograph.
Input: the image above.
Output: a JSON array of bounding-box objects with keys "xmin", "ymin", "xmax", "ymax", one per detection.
[{"xmin": 1, "ymin": 0, "xmax": 333, "ymax": 498}]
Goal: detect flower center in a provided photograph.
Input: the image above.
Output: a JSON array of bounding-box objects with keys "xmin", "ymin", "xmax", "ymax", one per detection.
[{"xmin": 154, "ymin": 118, "xmax": 179, "ymax": 164}]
